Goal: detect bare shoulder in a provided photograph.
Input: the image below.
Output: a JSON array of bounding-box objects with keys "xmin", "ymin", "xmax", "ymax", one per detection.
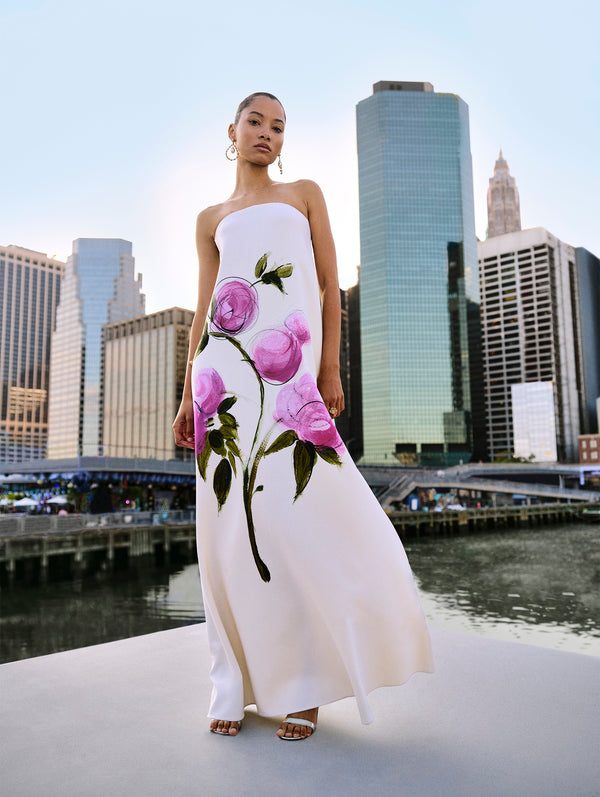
[
  {"xmin": 277, "ymin": 179, "xmax": 326, "ymax": 222},
  {"xmin": 196, "ymin": 203, "xmax": 226, "ymax": 240},
  {"xmin": 293, "ymin": 179, "xmax": 325, "ymax": 202}
]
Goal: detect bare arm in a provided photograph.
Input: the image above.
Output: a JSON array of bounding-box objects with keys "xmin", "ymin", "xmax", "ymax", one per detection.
[
  {"xmin": 303, "ymin": 181, "xmax": 345, "ymax": 415},
  {"xmin": 172, "ymin": 210, "xmax": 220, "ymax": 449}
]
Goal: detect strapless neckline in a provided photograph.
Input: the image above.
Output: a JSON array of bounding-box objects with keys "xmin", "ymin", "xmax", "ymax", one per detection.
[{"xmin": 215, "ymin": 202, "xmax": 309, "ymax": 238}]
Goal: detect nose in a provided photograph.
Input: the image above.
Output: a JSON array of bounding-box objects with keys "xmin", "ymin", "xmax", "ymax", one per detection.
[{"xmin": 260, "ymin": 130, "xmax": 270, "ymax": 140}]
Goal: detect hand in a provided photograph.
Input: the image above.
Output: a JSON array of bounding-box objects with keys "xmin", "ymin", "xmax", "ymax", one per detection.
[
  {"xmin": 172, "ymin": 397, "xmax": 195, "ymax": 450},
  {"xmin": 317, "ymin": 366, "xmax": 345, "ymax": 420}
]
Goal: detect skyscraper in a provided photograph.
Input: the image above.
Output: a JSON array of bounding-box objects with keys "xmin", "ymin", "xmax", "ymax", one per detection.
[
  {"xmin": 478, "ymin": 228, "xmax": 584, "ymax": 461},
  {"xmin": 102, "ymin": 307, "xmax": 194, "ymax": 461},
  {"xmin": 356, "ymin": 81, "xmax": 479, "ymax": 464},
  {"xmin": 486, "ymin": 151, "xmax": 522, "ymax": 238},
  {"xmin": 0, "ymin": 245, "xmax": 64, "ymax": 462},
  {"xmin": 47, "ymin": 239, "xmax": 145, "ymax": 459},
  {"xmin": 574, "ymin": 247, "xmax": 600, "ymax": 433}
]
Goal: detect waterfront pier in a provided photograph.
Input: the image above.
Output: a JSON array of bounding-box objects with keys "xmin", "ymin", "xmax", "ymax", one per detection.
[
  {"xmin": 2, "ymin": 500, "xmax": 598, "ymax": 588},
  {"xmin": 389, "ymin": 501, "xmax": 598, "ymax": 538},
  {"xmin": 0, "ymin": 512, "xmax": 196, "ymax": 588}
]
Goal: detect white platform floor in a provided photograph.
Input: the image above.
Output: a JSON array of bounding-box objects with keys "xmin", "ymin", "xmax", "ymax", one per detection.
[{"xmin": 1, "ymin": 624, "xmax": 599, "ymax": 797}]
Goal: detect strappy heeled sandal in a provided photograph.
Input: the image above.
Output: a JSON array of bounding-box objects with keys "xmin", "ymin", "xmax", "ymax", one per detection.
[{"xmin": 278, "ymin": 716, "xmax": 316, "ymax": 741}]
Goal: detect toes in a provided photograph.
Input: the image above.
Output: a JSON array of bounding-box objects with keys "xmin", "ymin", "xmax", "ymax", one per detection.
[
  {"xmin": 281, "ymin": 721, "xmax": 311, "ymax": 739},
  {"xmin": 277, "ymin": 716, "xmax": 315, "ymax": 738},
  {"xmin": 277, "ymin": 721, "xmax": 294, "ymax": 738},
  {"xmin": 210, "ymin": 719, "xmax": 239, "ymax": 735}
]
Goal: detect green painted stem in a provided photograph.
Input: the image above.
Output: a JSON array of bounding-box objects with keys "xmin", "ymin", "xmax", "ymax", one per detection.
[
  {"xmin": 213, "ymin": 332, "xmax": 270, "ymax": 581},
  {"xmin": 242, "ymin": 468, "xmax": 270, "ymax": 582}
]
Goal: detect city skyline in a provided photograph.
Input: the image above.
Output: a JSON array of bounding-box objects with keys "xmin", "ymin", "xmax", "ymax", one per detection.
[{"xmin": 1, "ymin": 0, "xmax": 598, "ymax": 313}]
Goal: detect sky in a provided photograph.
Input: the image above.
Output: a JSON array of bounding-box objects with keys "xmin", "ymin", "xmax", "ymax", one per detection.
[{"xmin": 1, "ymin": 0, "xmax": 598, "ymax": 312}]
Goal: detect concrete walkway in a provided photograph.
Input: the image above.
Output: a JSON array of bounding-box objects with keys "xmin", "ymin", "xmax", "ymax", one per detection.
[{"xmin": 1, "ymin": 625, "xmax": 598, "ymax": 797}]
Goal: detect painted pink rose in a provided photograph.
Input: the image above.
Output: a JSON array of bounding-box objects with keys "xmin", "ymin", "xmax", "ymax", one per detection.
[
  {"xmin": 212, "ymin": 279, "xmax": 258, "ymax": 335},
  {"xmin": 193, "ymin": 368, "xmax": 225, "ymax": 455},
  {"xmin": 253, "ymin": 329, "xmax": 301, "ymax": 384},
  {"xmin": 252, "ymin": 312, "xmax": 311, "ymax": 384},
  {"xmin": 275, "ymin": 373, "xmax": 343, "ymax": 449},
  {"xmin": 285, "ymin": 312, "xmax": 311, "ymax": 344}
]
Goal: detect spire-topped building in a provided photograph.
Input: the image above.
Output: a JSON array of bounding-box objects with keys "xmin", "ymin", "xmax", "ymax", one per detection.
[{"xmin": 487, "ymin": 151, "xmax": 522, "ymax": 238}]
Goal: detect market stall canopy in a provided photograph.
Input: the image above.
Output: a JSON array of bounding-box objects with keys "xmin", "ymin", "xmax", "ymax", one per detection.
[{"xmin": 14, "ymin": 497, "xmax": 38, "ymax": 507}]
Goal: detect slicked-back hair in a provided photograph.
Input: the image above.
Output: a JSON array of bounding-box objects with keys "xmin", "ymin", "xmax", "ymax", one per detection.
[{"xmin": 234, "ymin": 92, "xmax": 286, "ymax": 124}]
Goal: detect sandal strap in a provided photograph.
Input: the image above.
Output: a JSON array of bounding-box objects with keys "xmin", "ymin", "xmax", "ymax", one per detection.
[{"xmin": 283, "ymin": 717, "xmax": 316, "ymax": 730}]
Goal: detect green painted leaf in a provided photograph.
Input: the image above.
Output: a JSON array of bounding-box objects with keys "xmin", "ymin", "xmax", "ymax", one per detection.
[
  {"xmin": 261, "ymin": 271, "xmax": 286, "ymax": 294},
  {"xmin": 316, "ymin": 446, "xmax": 343, "ymax": 466},
  {"xmin": 194, "ymin": 322, "xmax": 210, "ymax": 358},
  {"xmin": 219, "ymin": 424, "xmax": 237, "ymax": 440},
  {"xmin": 293, "ymin": 440, "xmax": 317, "ymax": 501},
  {"xmin": 208, "ymin": 429, "xmax": 226, "ymax": 456},
  {"xmin": 226, "ymin": 439, "xmax": 242, "ymax": 459},
  {"xmin": 265, "ymin": 429, "xmax": 298, "ymax": 456},
  {"xmin": 218, "ymin": 412, "xmax": 237, "ymax": 428},
  {"xmin": 255, "ymin": 485, "xmax": 264, "ymax": 492},
  {"xmin": 213, "ymin": 458, "xmax": 232, "ymax": 511},
  {"xmin": 197, "ymin": 442, "xmax": 211, "ymax": 481},
  {"xmin": 217, "ymin": 395, "xmax": 237, "ymax": 414},
  {"xmin": 254, "ymin": 253, "xmax": 268, "ymax": 278},
  {"xmin": 227, "ymin": 452, "xmax": 237, "ymax": 477},
  {"xmin": 276, "ymin": 264, "xmax": 293, "ymax": 278}
]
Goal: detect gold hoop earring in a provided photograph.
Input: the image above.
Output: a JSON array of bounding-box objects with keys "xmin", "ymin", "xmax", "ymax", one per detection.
[
  {"xmin": 225, "ymin": 141, "xmax": 238, "ymax": 161},
  {"xmin": 278, "ymin": 154, "xmax": 283, "ymax": 175}
]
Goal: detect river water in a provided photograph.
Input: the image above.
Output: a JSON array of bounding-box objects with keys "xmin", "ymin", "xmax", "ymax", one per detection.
[{"xmin": 1, "ymin": 521, "xmax": 598, "ymax": 664}]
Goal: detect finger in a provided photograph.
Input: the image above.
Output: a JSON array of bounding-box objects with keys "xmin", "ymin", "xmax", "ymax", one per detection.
[
  {"xmin": 186, "ymin": 417, "xmax": 195, "ymax": 442},
  {"xmin": 173, "ymin": 424, "xmax": 195, "ymax": 449}
]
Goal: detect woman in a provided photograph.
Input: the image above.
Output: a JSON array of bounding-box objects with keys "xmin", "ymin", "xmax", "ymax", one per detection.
[{"xmin": 173, "ymin": 92, "xmax": 433, "ymax": 740}]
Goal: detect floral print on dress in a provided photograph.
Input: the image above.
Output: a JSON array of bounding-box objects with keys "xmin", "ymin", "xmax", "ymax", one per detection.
[
  {"xmin": 192, "ymin": 253, "xmax": 343, "ymax": 583},
  {"xmin": 193, "ymin": 368, "xmax": 226, "ymax": 456},
  {"xmin": 252, "ymin": 313, "xmax": 309, "ymax": 384},
  {"xmin": 275, "ymin": 373, "xmax": 343, "ymax": 451},
  {"xmin": 211, "ymin": 279, "xmax": 258, "ymax": 335}
]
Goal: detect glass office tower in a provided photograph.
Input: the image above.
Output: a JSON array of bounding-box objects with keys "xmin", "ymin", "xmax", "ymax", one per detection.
[
  {"xmin": 47, "ymin": 239, "xmax": 145, "ymax": 458},
  {"xmin": 356, "ymin": 81, "xmax": 479, "ymax": 464}
]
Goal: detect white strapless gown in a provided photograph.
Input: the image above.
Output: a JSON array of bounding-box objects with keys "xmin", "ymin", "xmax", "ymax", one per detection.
[{"xmin": 192, "ymin": 202, "xmax": 433, "ymax": 724}]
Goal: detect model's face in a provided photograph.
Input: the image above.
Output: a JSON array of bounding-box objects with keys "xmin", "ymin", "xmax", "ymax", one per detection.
[{"xmin": 230, "ymin": 96, "xmax": 285, "ymax": 167}]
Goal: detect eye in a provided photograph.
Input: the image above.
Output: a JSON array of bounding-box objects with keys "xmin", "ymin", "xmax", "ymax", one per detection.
[
  {"xmin": 249, "ymin": 119, "xmax": 259, "ymax": 126},
  {"xmin": 273, "ymin": 126, "xmax": 283, "ymax": 134}
]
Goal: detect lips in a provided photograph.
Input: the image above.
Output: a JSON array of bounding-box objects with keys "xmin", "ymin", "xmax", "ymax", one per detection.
[{"xmin": 254, "ymin": 144, "xmax": 271, "ymax": 152}]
